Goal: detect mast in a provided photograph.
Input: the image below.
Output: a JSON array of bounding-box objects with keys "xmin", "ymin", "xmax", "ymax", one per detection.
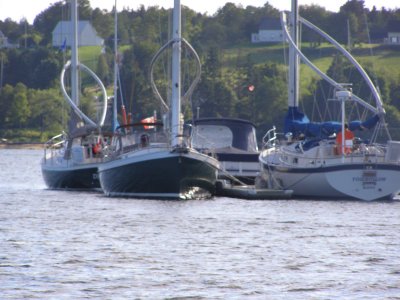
[
  {"xmin": 347, "ymin": 19, "xmax": 352, "ymax": 52},
  {"xmin": 113, "ymin": 0, "xmax": 119, "ymax": 131},
  {"xmin": 171, "ymin": 0, "xmax": 182, "ymax": 146},
  {"xmin": 71, "ymin": 0, "xmax": 79, "ymax": 106},
  {"xmin": 61, "ymin": 0, "xmax": 107, "ymax": 130},
  {"xmin": 288, "ymin": 0, "xmax": 299, "ymax": 108}
]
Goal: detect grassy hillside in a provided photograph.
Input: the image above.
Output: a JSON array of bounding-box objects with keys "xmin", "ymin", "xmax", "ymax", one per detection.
[
  {"xmin": 78, "ymin": 46, "xmax": 103, "ymax": 70},
  {"xmin": 77, "ymin": 42, "xmax": 400, "ymax": 96},
  {"xmin": 221, "ymin": 43, "xmax": 400, "ymax": 99}
]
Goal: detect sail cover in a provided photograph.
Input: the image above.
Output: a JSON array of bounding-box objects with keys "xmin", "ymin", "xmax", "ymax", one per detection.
[{"xmin": 284, "ymin": 107, "xmax": 380, "ymax": 138}]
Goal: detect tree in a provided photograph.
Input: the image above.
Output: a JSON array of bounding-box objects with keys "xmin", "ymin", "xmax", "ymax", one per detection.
[
  {"xmin": 1, "ymin": 47, "xmax": 62, "ymax": 89},
  {"xmin": 388, "ymin": 75, "xmax": 400, "ymax": 108},
  {"xmin": 33, "ymin": 0, "xmax": 93, "ymax": 46},
  {"xmin": 32, "ymin": 56, "xmax": 61, "ymax": 89},
  {"xmin": 28, "ymin": 88, "xmax": 65, "ymax": 135},
  {"xmin": 0, "ymin": 84, "xmax": 14, "ymax": 127},
  {"xmin": 242, "ymin": 62, "xmax": 287, "ymax": 129},
  {"xmin": 119, "ymin": 40, "xmax": 159, "ymax": 120},
  {"xmin": 215, "ymin": 3, "xmax": 246, "ymax": 45},
  {"xmin": 339, "ymin": 0, "xmax": 368, "ymax": 45},
  {"xmin": 96, "ymin": 53, "xmax": 111, "ymax": 86},
  {"xmin": 0, "ymin": 18, "xmax": 21, "ymax": 42},
  {"xmin": 203, "ymin": 47, "xmax": 222, "ymax": 80},
  {"xmin": 196, "ymin": 19, "xmax": 227, "ymax": 49},
  {"xmin": 9, "ymin": 83, "xmax": 30, "ymax": 127},
  {"xmin": 300, "ymin": 4, "xmax": 332, "ymax": 45},
  {"xmin": 195, "ymin": 78, "xmax": 236, "ymax": 118},
  {"xmin": 33, "ymin": 1, "xmax": 68, "ymax": 45},
  {"xmin": 92, "ymin": 7, "xmax": 114, "ymax": 40}
]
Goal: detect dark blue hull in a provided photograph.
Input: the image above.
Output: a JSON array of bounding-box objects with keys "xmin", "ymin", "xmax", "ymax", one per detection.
[
  {"xmin": 41, "ymin": 166, "xmax": 100, "ymax": 189},
  {"xmin": 99, "ymin": 153, "xmax": 218, "ymax": 199}
]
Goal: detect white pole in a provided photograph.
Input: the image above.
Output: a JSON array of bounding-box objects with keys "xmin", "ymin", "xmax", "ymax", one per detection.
[
  {"xmin": 288, "ymin": 0, "xmax": 299, "ymax": 108},
  {"xmin": 71, "ymin": 0, "xmax": 79, "ymax": 106},
  {"xmin": 347, "ymin": 19, "xmax": 351, "ymax": 52},
  {"xmin": 341, "ymin": 99, "xmax": 345, "ymax": 162},
  {"xmin": 171, "ymin": 0, "xmax": 182, "ymax": 146},
  {"xmin": 113, "ymin": 0, "xmax": 119, "ymax": 131},
  {"xmin": 0, "ymin": 55, "xmax": 3, "ymax": 90}
]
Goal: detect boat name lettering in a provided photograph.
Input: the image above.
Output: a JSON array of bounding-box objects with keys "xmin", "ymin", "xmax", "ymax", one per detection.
[{"xmin": 352, "ymin": 176, "xmax": 386, "ymax": 182}]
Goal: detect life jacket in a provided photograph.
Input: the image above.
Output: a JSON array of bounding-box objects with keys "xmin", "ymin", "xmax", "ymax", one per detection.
[{"xmin": 336, "ymin": 129, "xmax": 354, "ymax": 155}]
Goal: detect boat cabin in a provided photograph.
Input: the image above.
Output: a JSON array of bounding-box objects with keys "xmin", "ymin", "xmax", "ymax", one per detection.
[{"xmin": 190, "ymin": 118, "xmax": 260, "ymax": 184}]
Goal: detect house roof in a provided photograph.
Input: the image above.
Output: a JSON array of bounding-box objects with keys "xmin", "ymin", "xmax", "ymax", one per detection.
[
  {"xmin": 259, "ymin": 18, "xmax": 281, "ymax": 31},
  {"xmin": 0, "ymin": 30, "xmax": 6, "ymax": 38},
  {"xmin": 52, "ymin": 20, "xmax": 99, "ymax": 35}
]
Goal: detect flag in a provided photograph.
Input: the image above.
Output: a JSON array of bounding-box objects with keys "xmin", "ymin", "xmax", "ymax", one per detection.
[
  {"xmin": 141, "ymin": 116, "xmax": 156, "ymax": 129},
  {"xmin": 60, "ymin": 37, "xmax": 67, "ymax": 52}
]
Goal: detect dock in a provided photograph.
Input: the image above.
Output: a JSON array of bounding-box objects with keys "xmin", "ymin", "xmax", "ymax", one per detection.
[{"xmin": 216, "ymin": 181, "xmax": 293, "ymax": 200}]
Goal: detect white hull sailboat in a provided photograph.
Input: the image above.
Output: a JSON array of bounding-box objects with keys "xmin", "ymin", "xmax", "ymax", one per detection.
[
  {"xmin": 98, "ymin": 0, "xmax": 219, "ymax": 199},
  {"xmin": 259, "ymin": 0, "xmax": 400, "ymax": 201},
  {"xmin": 41, "ymin": 0, "xmax": 108, "ymax": 189}
]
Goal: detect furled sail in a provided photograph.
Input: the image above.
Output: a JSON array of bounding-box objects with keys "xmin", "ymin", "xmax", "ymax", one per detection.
[{"xmin": 284, "ymin": 107, "xmax": 380, "ymax": 138}]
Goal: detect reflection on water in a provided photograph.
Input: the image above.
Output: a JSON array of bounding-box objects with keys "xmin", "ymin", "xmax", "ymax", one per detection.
[{"xmin": 1, "ymin": 149, "xmax": 400, "ymax": 299}]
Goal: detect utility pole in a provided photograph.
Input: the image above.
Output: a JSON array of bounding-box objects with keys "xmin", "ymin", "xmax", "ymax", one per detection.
[
  {"xmin": 24, "ymin": 18, "xmax": 27, "ymax": 49},
  {"xmin": 0, "ymin": 54, "xmax": 4, "ymax": 93}
]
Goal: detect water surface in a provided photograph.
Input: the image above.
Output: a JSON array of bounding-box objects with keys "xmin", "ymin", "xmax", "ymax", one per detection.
[{"xmin": 1, "ymin": 149, "xmax": 400, "ymax": 299}]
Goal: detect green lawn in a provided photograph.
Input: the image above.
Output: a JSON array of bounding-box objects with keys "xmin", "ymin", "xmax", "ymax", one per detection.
[
  {"xmin": 78, "ymin": 46, "xmax": 103, "ymax": 70},
  {"xmin": 221, "ymin": 42, "xmax": 400, "ymax": 96}
]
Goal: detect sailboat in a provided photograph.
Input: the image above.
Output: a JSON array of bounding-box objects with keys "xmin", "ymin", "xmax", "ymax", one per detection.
[
  {"xmin": 259, "ymin": 0, "xmax": 400, "ymax": 201},
  {"xmin": 98, "ymin": 0, "xmax": 220, "ymax": 199},
  {"xmin": 41, "ymin": 0, "xmax": 108, "ymax": 189}
]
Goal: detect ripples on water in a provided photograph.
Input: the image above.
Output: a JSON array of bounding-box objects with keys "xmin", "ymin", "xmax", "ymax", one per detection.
[{"xmin": 1, "ymin": 149, "xmax": 400, "ymax": 299}]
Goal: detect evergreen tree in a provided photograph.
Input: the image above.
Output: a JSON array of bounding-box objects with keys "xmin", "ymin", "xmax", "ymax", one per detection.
[
  {"xmin": 96, "ymin": 53, "xmax": 111, "ymax": 86},
  {"xmin": 0, "ymin": 84, "xmax": 14, "ymax": 128},
  {"xmin": 10, "ymin": 83, "xmax": 30, "ymax": 128},
  {"xmin": 28, "ymin": 88, "xmax": 65, "ymax": 135}
]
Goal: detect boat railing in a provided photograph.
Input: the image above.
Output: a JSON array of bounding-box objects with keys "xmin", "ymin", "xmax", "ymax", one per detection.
[
  {"xmin": 106, "ymin": 122, "xmax": 170, "ymax": 157},
  {"xmin": 43, "ymin": 132, "xmax": 67, "ymax": 162},
  {"xmin": 117, "ymin": 123, "xmax": 166, "ymax": 141},
  {"xmin": 278, "ymin": 141, "xmax": 388, "ymax": 167},
  {"xmin": 262, "ymin": 126, "xmax": 279, "ymax": 149}
]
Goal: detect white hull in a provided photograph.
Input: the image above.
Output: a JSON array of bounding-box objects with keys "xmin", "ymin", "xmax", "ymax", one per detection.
[
  {"xmin": 264, "ymin": 164, "xmax": 400, "ymax": 201},
  {"xmin": 260, "ymin": 144, "xmax": 400, "ymax": 201}
]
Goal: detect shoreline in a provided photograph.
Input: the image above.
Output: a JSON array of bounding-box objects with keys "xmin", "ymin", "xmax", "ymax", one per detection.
[{"xmin": 0, "ymin": 143, "xmax": 44, "ymax": 150}]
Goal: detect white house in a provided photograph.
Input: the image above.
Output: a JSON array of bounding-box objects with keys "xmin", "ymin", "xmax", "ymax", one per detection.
[
  {"xmin": 384, "ymin": 21, "xmax": 400, "ymax": 46},
  {"xmin": 52, "ymin": 21, "xmax": 104, "ymax": 48},
  {"xmin": 385, "ymin": 32, "xmax": 400, "ymax": 45},
  {"xmin": 251, "ymin": 18, "xmax": 283, "ymax": 43}
]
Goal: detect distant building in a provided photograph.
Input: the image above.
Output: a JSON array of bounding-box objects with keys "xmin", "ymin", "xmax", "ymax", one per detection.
[
  {"xmin": 384, "ymin": 20, "xmax": 400, "ymax": 45},
  {"xmin": 251, "ymin": 18, "xmax": 283, "ymax": 43},
  {"xmin": 386, "ymin": 32, "xmax": 400, "ymax": 45},
  {"xmin": 52, "ymin": 21, "xmax": 104, "ymax": 48}
]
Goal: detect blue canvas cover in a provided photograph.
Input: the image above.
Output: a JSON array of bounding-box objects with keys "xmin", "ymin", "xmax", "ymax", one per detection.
[{"xmin": 284, "ymin": 107, "xmax": 379, "ymax": 138}]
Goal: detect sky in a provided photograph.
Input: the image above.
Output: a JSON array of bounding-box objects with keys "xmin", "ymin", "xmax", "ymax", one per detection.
[{"xmin": 0, "ymin": 0, "xmax": 399, "ymax": 24}]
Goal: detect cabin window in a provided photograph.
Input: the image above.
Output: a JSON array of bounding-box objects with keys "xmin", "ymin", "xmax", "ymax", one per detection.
[{"xmin": 191, "ymin": 125, "xmax": 233, "ymax": 149}]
